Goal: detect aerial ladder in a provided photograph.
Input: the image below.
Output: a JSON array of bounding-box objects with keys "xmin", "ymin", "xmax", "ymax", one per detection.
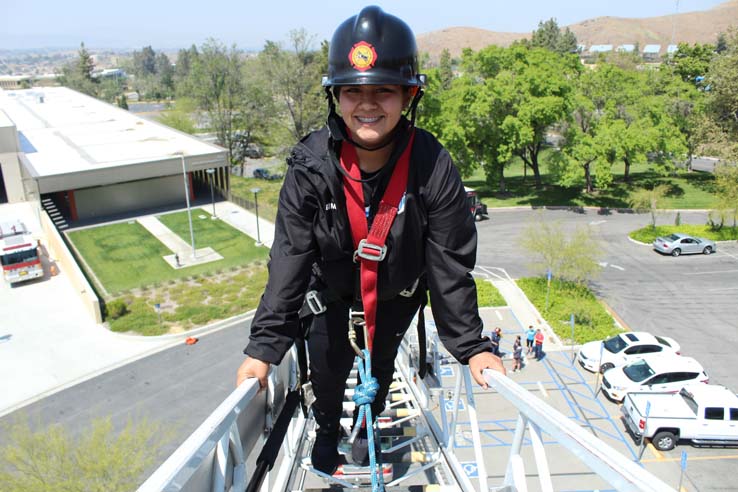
[{"xmin": 139, "ymin": 310, "xmax": 676, "ymax": 492}]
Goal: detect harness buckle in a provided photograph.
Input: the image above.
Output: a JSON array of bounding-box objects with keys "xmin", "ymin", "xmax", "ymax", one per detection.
[
  {"xmin": 398, "ymin": 278, "xmax": 420, "ymax": 298},
  {"xmin": 354, "ymin": 238, "xmax": 387, "ymax": 262},
  {"xmin": 305, "ymin": 290, "xmax": 326, "ymax": 315}
]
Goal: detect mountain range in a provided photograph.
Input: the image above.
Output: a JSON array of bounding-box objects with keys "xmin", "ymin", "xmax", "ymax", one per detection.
[{"xmin": 417, "ymin": 0, "xmax": 738, "ymax": 60}]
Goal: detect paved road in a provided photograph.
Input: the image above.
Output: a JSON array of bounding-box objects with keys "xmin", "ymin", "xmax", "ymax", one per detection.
[{"xmin": 476, "ymin": 208, "xmax": 738, "ymax": 391}]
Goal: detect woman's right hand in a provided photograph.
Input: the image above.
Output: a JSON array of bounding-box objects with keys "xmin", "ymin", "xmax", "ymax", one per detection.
[{"xmin": 236, "ymin": 357, "xmax": 270, "ymax": 389}]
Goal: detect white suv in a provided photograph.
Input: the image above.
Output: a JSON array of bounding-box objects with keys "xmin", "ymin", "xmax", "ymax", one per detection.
[
  {"xmin": 578, "ymin": 331, "xmax": 680, "ymax": 373},
  {"xmin": 601, "ymin": 355, "xmax": 708, "ymax": 403}
]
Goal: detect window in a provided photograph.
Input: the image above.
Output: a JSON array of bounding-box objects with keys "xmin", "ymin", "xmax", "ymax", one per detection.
[
  {"xmin": 604, "ymin": 335, "xmax": 628, "ymax": 354},
  {"xmin": 705, "ymin": 408, "xmax": 724, "ymax": 420},
  {"xmin": 667, "ymin": 372, "xmax": 698, "ymax": 383},
  {"xmin": 655, "ymin": 336, "xmax": 673, "ymax": 348},
  {"xmin": 730, "ymin": 409, "xmax": 738, "ymax": 421},
  {"xmin": 649, "ymin": 374, "xmax": 670, "ymax": 385},
  {"xmin": 624, "ymin": 360, "xmax": 655, "ymax": 382},
  {"xmin": 639, "ymin": 345, "xmax": 662, "ymax": 354}
]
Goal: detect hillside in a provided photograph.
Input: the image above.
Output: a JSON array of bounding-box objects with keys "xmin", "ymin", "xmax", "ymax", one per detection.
[{"xmin": 417, "ymin": 0, "xmax": 738, "ymax": 61}]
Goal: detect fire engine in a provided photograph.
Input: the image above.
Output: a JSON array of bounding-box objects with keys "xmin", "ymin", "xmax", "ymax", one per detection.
[{"xmin": 0, "ymin": 221, "xmax": 43, "ymax": 285}]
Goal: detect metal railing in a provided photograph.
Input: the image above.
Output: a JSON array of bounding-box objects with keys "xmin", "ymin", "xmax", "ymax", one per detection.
[{"xmin": 141, "ymin": 330, "xmax": 676, "ymax": 492}]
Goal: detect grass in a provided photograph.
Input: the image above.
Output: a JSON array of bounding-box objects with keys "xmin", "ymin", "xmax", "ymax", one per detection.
[
  {"xmin": 107, "ymin": 265, "xmax": 268, "ymax": 335},
  {"xmin": 67, "ymin": 210, "xmax": 268, "ymax": 294},
  {"xmin": 516, "ymin": 277, "xmax": 620, "ymax": 344},
  {"xmin": 630, "ymin": 224, "xmax": 738, "ymax": 243},
  {"xmin": 476, "ymin": 278, "xmax": 506, "ymax": 307},
  {"xmin": 229, "ymin": 176, "xmax": 283, "ymax": 222},
  {"xmin": 464, "ymin": 153, "xmax": 718, "ymax": 210}
]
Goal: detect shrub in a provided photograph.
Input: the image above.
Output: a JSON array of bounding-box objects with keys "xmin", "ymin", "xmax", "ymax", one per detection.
[
  {"xmin": 475, "ymin": 278, "xmax": 506, "ymax": 307},
  {"xmin": 105, "ymin": 299, "xmax": 128, "ymax": 320}
]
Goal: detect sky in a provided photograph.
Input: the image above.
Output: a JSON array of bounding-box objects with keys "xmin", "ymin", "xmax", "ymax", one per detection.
[{"xmin": 1, "ymin": 0, "xmax": 730, "ymax": 51}]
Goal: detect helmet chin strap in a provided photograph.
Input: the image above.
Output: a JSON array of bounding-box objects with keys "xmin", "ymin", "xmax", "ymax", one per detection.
[{"xmin": 325, "ymin": 87, "xmax": 424, "ymax": 152}]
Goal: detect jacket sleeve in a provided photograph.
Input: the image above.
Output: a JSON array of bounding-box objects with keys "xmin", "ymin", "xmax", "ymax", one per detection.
[
  {"xmin": 424, "ymin": 149, "xmax": 489, "ymax": 364},
  {"xmin": 244, "ymin": 164, "xmax": 318, "ymax": 365}
]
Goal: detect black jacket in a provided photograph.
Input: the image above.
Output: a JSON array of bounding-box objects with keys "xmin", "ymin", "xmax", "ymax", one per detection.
[{"xmin": 244, "ymin": 125, "xmax": 488, "ymax": 365}]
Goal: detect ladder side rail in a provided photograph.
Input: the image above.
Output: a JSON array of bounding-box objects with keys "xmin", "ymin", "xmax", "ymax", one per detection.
[
  {"xmin": 138, "ymin": 379, "xmax": 261, "ymax": 492},
  {"xmin": 482, "ymin": 369, "xmax": 676, "ymax": 492},
  {"xmin": 461, "ymin": 366, "xmax": 489, "ymax": 492}
]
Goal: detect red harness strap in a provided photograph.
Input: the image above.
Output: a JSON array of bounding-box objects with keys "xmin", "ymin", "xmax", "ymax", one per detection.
[{"xmin": 340, "ymin": 132, "xmax": 415, "ymax": 353}]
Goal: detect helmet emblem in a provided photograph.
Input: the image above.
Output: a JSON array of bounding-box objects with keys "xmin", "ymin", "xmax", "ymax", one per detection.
[{"xmin": 348, "ymin": 41, "xmax": 377, "ymax": 72}]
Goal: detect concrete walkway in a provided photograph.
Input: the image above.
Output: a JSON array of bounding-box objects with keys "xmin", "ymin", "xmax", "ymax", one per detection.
[
  {"xmin": 206, "ymin": 201, "xmax": 275, "ymax": 248},
  {"xmin": 137, "ymin": 215, "xmax": 223, "ymax": 268}
]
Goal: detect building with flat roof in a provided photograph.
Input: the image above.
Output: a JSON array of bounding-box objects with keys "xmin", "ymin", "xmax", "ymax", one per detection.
[{"xmin": 0, "ymin": 87, "xmax": 228, "ymax": 226}]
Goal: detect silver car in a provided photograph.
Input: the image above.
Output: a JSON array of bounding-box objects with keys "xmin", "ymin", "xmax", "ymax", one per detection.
[{"xmin": 652, "ymin": 233, "xmax": 716, "ymax": 257}]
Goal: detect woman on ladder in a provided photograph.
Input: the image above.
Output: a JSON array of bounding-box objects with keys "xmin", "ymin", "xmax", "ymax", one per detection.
[{"xmin": 236, "ymin": 5, "xmax": 505, "ymax": 477}]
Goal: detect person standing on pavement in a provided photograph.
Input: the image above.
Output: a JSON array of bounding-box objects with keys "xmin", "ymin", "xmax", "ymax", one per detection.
[
  {"xmin": 235, "ymin": 6, "xmax": 505, "ymax": 476},
  {"xmin": 534, "ymin": 328, "xmax": 545, "ymax": 361},
  {"xmin": 512, "ymin": 336, "xmax": 523, "ymax": 372},
  {"xmin": 526, "ymin": 325, "xmax": 536, "ymax": 355},
  {"xmin": 490, "ymin": 327, "xmax": 502, "ymax": 356}
]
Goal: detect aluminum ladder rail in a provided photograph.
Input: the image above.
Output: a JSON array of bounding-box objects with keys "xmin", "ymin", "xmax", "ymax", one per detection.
[
  {"xmin": 141, "ymin": 334, "xmax": 676, "ymax": 492},
  {"xmin": 396, "ymin": 331, "xmax": 675, "ymax": 492}
]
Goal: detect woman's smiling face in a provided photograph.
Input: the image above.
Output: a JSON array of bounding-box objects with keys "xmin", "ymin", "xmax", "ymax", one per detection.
[{"xmin": 338, "ymin": 85, "xmax": 411, "ymax": 148}]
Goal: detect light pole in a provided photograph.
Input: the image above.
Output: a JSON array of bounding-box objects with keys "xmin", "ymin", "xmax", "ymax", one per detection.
[
  {"xmin": 206, "ymin": 168, "xmax": 217, "ymax": 218},
  {"xmin": 180, "ymin": 153, "xmax": 196, "ymax": 259},
  {"xmin": 251, "ymin": 187, "xmax": 262, "ymax": 246}
]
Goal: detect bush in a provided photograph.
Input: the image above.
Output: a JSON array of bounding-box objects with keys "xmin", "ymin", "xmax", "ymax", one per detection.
[{"xmin": 105, "ymin": 299, "xmax": 128, "ymax": 320}]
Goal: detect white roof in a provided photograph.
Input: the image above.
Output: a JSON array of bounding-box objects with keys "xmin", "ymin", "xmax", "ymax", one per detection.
[
  {"xmin": 589, "ymin": 45, "xmax": 613, "ymax": 53},
  {"xmin": 617, "ymin": 44, "xmax": 635, "ymax": 52},
  {"xmin": 680, "ymin": 384, "xmax": 738, "ymax": 404},
  {"xmin": 667, "ymin": 44, "xmax": 679, "ymax": 54},
  {"xmin": 0, "ymin": 87, "xmax": 225, "ymax": 180},
  {"xmin": 641, "ymin": 355, "xmax": 703, "ymax": 373},
  {"xmin": 643, "ymin": 44, "xmax": 662, "ymax": 54}
]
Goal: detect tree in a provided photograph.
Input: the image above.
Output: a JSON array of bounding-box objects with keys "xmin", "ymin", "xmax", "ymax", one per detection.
[
  {"xmin": 258, "ymin": 29, "xmax": 325, "ymax": 143},
  {"xmin": 716, "ymin": 32, "xmax": 728, "ymax": 54},
  {"xmin": 628, "ymin": 184, "xmax": 670, "ymax": 229},
  {"xmin": 132, "ymin": 45, "xmax": 157, "ymax": 77},
  {"xmin": 714, "ymin": 162, "xmax": 738, "ymax": 229},
  {"xmin": 530, "ymin": 18, "xmax": 578, "ymax": 55},
  {"xmin": 0, "ymin": 417, "xmax": 172, "ymax": 492},
  {"xmin": 185, "ymin": 39, "xmax": 246, "ymax": 162},
  {"xmin": 438, "ymin": 48, "xmax": 454, "ymax": 90},
  {"xmin": 707, "ymin": 29, "xmax": 738, "ymax": 137},
  {"xmin": 58, "ymin": 42, "xmax": 98, "ymax": 96},
  {"xmin": 666, "ymin": 42, "xmax": 715, "ymax": 83},
  {"xmin": 521, "ymin": 217, "xmax": 602, "ymax": 285}
]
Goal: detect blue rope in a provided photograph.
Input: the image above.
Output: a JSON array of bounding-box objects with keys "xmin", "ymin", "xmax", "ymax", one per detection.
[{"xmin": 351, "ymin": 349, "xmax": 384, "ymax": 492}]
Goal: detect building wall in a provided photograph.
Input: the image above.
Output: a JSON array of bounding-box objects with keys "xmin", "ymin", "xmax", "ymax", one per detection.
[
  {"xmin": 0, "ymin": 152, "xmax": 26, "ymax": 202},
  {"xmin": 73, "ymin": 174, "xmax": 185, "ymax": 220}
]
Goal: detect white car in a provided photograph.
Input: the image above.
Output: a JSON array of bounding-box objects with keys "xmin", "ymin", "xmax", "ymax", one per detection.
[
  {"xmin": 577, "ymin": 332, "xmax": 680, "ymax": 373},
  {"xmin": 601, "ymin": 355, "xmax": 708, "ymax": 403}
]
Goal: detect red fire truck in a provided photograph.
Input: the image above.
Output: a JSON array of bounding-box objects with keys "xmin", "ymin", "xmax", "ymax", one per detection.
[{"xmin": 0, "ymin": 221, "xmax": 43, "ymax": 285}]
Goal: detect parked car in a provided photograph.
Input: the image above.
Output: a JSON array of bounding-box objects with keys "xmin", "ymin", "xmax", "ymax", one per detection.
[
  {"xmin": 577, "ymin": 332, "xmax": 680, "ymax": 373},
  {"xmin": 252, "ymin": 168, "xmax": 283, "ymax": 180},
  {"xmin": 601, "ymin": 355, "xmax": 708, "ymax": 403},
  {"xmin": 653, "ymin": 233, "xmax": 716, "ymax": 257},
  {"xmin": 621, "ymin": 384, "xmax": 738, "ymax": 451},
  {"xmin": 464, "ymin": 187, "xmax": 488, "ymax": 221}
]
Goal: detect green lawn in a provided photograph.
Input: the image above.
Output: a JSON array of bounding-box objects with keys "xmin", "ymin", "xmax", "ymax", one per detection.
[
  {"xmin": 630, "ymin": 224, "xmax": 738, "ymax": 243},
  {"xmin": 516, "ymin": 277, "xmax": 620, "ymax": 344},
  {"xmin": 67, "ymin": 211, "xmax": 268, "ymax": 294},
  {"xmin": 229, "ymin": 176, "xmax": 283, "ymax": 222},
  {"xmin": 464, "ymin": 154, "xmax": 718, "ymax": 210}
]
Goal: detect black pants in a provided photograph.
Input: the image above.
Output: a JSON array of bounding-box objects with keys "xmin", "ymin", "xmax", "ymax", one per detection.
[{"xmin": 307, "ymin": 292, "xmax": 421, "ymax": 433}]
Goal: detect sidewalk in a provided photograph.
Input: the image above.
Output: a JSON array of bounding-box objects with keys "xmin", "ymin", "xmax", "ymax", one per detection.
[{"xmin": 207, "ymin": 201, "xmax": 275, "ymax": 248}]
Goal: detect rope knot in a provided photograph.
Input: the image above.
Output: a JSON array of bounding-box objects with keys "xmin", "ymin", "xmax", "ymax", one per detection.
[{"xmin": 353, "ymin": 376, "xmax": 379, "ymax": 406}]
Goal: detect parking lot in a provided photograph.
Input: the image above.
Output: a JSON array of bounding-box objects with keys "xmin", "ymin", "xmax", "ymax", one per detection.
[{"xmin": 436, "ymin": 306, "xmax": 738, "ymax": 491}]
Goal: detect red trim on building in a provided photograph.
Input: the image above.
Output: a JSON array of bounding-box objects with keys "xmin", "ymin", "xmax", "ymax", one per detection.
[
  {"xmin": 68, "ymin": 190, "xmax": 79, "ymax": 221},
  {"xmin": 188, "ymin": 173, "xmax": 195, "ymax": 201}
]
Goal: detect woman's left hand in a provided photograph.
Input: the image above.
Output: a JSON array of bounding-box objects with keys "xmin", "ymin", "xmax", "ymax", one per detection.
[{"xmin": 468, "ymin": 351, "xmax": 506, "ymax": 389}]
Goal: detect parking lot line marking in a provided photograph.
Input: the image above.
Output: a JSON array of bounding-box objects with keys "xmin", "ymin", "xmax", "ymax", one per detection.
[
  {"xmin": 647, "ymin": 443, "xmax": 664, "ymax": 461},
  {"xmin": 495, "ymin": 310, "xmax": 502, "ymax": 320},
  {"xmin": 641, "ymin": 454, "xmax": 738, "ymax": 463},
  {"xmin": 684, "ymin": 269, "xmax": 738, "ymax": 276},
  {"xmin": 537, "ymin": 381, "xmax": 549, "ymax": 398},
  {"xmin": 719, "ymin": 250, "xmax": 738, "ymax": 260},
  {"xmin": 610, "ymin": 264, "xmax": 625, "ymax": 271}
]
